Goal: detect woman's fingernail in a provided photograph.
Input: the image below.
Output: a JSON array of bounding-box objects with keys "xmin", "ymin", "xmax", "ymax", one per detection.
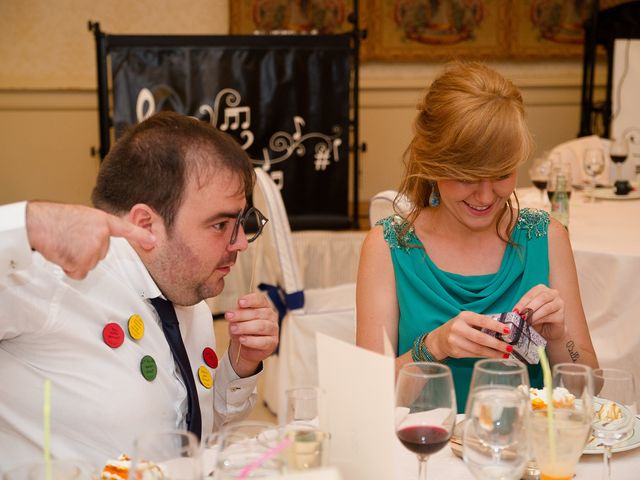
[
  {"xmin": 506, "ymin": 345, "xmax": 513, "ymax": 353},
  {"xmin": 504, "ymin": 327, "xmax": 511, "ymax": 334},
  {"xmin": 512, "ymin": 308, "xmax": 520, "ymax": 314},
  {"xmin": 503, "ymin": 353, "xmax": 510, "ymax": 359}
]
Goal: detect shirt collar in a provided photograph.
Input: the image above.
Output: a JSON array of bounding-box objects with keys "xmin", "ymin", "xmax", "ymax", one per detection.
[{"xmin": 107, "ymin": 237, "xmax": 163, "ymax": 301}]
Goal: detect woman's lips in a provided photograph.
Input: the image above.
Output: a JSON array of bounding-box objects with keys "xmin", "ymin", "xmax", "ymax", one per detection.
[{"xmin": 463, "ymin": 201, "xmax": 494, "ymax": 216}]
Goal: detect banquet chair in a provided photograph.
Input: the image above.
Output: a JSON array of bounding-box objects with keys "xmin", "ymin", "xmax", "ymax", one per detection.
[
  {"xmin": 252, "ymin": 168, "xmax": 357, "ymax": 421},
  {"xmin": 549, "ymin": 135, "xmax": 611, "ymax": 186},
  {"xmin": 368, "ymin": 190, "xmax": 413, "ymax": 226}
]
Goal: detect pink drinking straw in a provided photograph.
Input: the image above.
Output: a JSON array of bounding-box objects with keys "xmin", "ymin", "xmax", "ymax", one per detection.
[{"xmin": 237, "ymin": 437, "xmax": 291, "ymax": 479}]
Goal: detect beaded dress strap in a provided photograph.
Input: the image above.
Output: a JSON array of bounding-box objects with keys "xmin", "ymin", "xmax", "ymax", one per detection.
[
  {"xmin": 517, "ymin": 208, "xmax": 550, "ymax": 240},
  {"xmin": 376, "ymin": 215, "xmax": 418, "ymax": 250}
]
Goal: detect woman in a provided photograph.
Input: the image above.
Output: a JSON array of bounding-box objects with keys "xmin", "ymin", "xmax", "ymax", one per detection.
[{"xmin": 356, "ymin": 62, "xmax": 598, "ymax": 410}]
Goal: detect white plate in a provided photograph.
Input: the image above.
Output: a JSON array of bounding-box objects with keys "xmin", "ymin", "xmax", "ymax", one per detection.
[
  {"xmin": 584, "ymin": 398, "xmax": 640, "ymax": 454},
  {"xmin": 592, "ymin": 188, "xmax": 640, "ymax": 200}
]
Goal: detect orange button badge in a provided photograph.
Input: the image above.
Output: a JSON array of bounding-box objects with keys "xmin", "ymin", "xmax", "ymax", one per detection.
[
  {"xmin": 198, "ymin": 365, "xmax": 213, "ymax": 389},
  {"xmin": 102, "ymin": 323, "xmax": 125, "ymax": 348},
  {"xmin": 202, "ymin": 347, "xmax": 219, "ymax": 369},
  {"xmin": 127, "ymin": 314, "xmax": 145, "ymax": 340}
]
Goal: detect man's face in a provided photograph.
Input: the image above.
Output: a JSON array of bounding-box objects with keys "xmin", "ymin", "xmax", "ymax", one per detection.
[{"xmin": 148, "ymin": 169, "xmax": 249, "ymax": 306}]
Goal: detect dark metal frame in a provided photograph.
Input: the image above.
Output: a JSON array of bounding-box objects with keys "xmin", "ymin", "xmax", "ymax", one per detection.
[
  {"xmin": 88, "ymin": 0, "xmax": 366, "ymax": 229},
  {"xmin": 579, "ymin": 0, "xmax": 640, "ymax": 138}
]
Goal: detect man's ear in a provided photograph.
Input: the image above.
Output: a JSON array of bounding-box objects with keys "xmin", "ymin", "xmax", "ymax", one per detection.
[{"xmin": 128, "ymin": 204, "xmax": 164, "ymax": 248}]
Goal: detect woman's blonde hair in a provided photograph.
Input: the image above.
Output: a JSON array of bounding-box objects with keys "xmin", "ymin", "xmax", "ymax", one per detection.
[{"xmin": 397, "ymin": 61, "xmax": 533, "ymax": 242}]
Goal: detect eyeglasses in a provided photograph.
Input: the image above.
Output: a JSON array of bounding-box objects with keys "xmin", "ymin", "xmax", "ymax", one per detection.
[{"xmin": 230, "ymin": 206, "xmax": 269, "ymax": 245}]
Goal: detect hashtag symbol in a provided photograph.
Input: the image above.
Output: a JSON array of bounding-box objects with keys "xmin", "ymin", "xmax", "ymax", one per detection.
[{"xmin": 314, "ymin": 148, "xmax": 330, "ymax": 171}]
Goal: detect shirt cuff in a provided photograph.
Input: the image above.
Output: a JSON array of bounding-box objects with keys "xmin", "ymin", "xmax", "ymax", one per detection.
[
  {"xmin": 0, "ymin": 202, "xmax": 32, "ymax": 275},
  {"xmin": 217, "ymin": 351, "xmax": 262, "ymax": 405}
]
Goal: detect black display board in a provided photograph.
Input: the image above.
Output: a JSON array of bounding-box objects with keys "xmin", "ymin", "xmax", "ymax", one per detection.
[{"xmin": 89, "ymin": 17, "xmax": 364, "ymax": 230}]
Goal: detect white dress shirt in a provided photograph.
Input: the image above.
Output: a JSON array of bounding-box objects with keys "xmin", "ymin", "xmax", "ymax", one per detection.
[{"xmin": 0, "ymin": 202, "xmax": 259, "ymax": 469}]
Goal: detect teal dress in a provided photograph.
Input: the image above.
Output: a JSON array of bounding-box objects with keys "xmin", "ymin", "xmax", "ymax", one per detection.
[{"xmin": 378, "ymin": 208, "xmax": 549, "ymax": 412}]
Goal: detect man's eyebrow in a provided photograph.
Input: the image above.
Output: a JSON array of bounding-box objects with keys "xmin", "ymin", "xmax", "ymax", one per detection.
[{"xmin": 203, "ymin": 210, "xmax": 242, "ymax": 223}]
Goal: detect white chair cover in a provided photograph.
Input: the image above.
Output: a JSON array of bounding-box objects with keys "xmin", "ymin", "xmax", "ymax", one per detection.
[
  {"xmin": 550, "ymin": 135, "xmax": 611, "ymax": 186},
  {"xmin": 369, "ymin": 190, "xmax": 412, "ymax": 226},
  {"xmin": 252, "ymin": 168, "xmax": 357, "ymax": 421}
]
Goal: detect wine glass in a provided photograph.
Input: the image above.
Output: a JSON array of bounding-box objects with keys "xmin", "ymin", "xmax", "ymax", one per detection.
[
  {"xmin": 583, "ymin": 148, "xmax": 606, "ymax": 202},
  {"xmin": 395, "ymin": 362, "xmax": 457, "ymax": 480},
  {"xmin": 465, "ymin": 358, "xmax": 530, "ymax": 416},
  {"xmin": 528, "ymin": 154, "xmax": 551, "ymax": 206},
  {"xmin": 547, "ymin": 154, "xmax": 573, "ymax": 204},
  {"xmin": 133, "ymin": 429, "xmax": 201, "ymax": 480},
  {"xmin": 529, "ymin": 363, "xmax": 594, "ymax": 480},
  {"xmin": 463, "ymin": 387, "xmax": 530, "ymax": 480},
  {"xmin": 609, "ymin": 137, "xmax": 630, "ymax": 194},
  {"xmin": 592, "ymin": 368, "xmax": 637, "ymax": 480}
]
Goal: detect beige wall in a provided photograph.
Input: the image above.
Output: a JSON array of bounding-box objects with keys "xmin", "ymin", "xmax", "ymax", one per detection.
[{"xmin": 0, "ymin": 1, "xmax": 604, "ymax": 207}]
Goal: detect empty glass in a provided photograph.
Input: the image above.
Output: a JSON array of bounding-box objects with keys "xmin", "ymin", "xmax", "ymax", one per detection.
[
  {"xmin": 465, "ymin": 358, "xmax": 530, "ymax": 415},
  {"xmin": 133, "ymin": 429, "xmax": 200, "ymax": 480},
  {"xmin": 284, "ymin": 386, "xmax": 327, "ymax": 429},
  {"xmin": 592, "ymin": 368, "xmax": 637, "ymax": 480},
  {"xmin": 583, "ymin": 148, "xmax": 606, "ymax": 202}
]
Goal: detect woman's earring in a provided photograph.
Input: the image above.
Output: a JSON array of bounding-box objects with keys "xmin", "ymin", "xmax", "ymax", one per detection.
[{"xmin": 429, "ymin": 182, "xmax": 440, "ymax": 207}]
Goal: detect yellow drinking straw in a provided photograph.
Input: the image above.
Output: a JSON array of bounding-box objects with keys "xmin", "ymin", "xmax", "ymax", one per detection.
[
  {"xmin": 43, "ymin": 379, "xmax": 52, "ymax": 480},
  {"xmin": 537, "ymin": 346, "xmax": 556, "ymax": 464}
]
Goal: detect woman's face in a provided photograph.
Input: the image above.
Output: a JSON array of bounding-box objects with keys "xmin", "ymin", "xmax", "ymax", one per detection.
[{"xmin": 436, "ymin": 172, "xmax": 517, "ymax": 232}]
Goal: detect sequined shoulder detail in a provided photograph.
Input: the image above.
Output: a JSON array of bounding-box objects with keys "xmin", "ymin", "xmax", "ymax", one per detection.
[
  {"xmin": 376, "ymin": 215, "xmax": 417, "ymax": 250},
  {"xmin": 517, "ymin": 208, "xmax": 550, "ymax": 240}
]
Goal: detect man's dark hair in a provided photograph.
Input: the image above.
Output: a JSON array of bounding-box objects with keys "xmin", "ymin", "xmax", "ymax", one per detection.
[{"xmin": 92, "ymin": 111, "xmax": 254, "ymax": 229}]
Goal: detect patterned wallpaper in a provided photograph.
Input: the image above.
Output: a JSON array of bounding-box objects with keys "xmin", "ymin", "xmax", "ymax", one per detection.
[{"xmin": 0, "ymin": 0, "xmax": 229, "ymax": 89}]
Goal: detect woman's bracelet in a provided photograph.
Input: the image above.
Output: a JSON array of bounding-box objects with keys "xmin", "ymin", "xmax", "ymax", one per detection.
[{"xmin": 411, "ymin": 332, "xmax": 447, "ymax": 363}]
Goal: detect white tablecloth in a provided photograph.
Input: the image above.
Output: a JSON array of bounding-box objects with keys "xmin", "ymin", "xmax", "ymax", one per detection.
[{"xmin": 518, "ymin": 187, "xmax": 640, "ymax": 405}]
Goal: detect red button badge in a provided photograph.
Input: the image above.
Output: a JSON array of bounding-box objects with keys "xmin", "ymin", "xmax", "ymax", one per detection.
[
  {"xmin": 203, "ymin": 347, "xmax": 218, "ymax": 369},
  {"xmin": 102, "ymin": 323, "xmax": 125, "ymax": 348}
]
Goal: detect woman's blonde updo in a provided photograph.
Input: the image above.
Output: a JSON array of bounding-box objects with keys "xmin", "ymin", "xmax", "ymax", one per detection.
[{"xmin": 397, "ymin": 62, "xmax": 533, "ymax": 238}]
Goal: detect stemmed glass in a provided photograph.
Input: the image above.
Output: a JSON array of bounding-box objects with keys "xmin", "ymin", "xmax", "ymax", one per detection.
[
  {"xmin": 583, "ymin": 148, "xmax": 606, "ymax": 202},
  {"xmin": 592, "ymin": 368, "xmax": 638, "ymax": 480},
  {"xmin": 395, "ymin": 362, "xmax": 457, "ymax": 480},
  {"xmin": 528, "ymin": 155, "xmax": 551, "ymax": 206},
  {"xmin": 133, "ymin": 429, "xmax": 201, "ymax": 480},
  {"xmin": 530, "ymin": 363, "xmax": 594, "ymax": 480},
  {"xmin": 466, "ymin": 358, "xmax": 530, "ymax": 407},
  {"xmin": 610, "ymin": 138, "xmax": 629, "ymax": 194},
  {"xmin": 463, "ymin": 387, "xmax": 530, "ymax": 480}
]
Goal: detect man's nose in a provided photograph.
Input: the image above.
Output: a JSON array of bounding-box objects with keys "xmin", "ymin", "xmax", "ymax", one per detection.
[{"xmin": 228, "ymin": 225, "xmax": 249, "ymax": 252}]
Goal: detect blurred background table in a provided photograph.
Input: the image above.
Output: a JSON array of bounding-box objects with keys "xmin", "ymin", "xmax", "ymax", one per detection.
[{"xmin": 519, "ymin": 187, "xmax": 640, "ymax": 404}]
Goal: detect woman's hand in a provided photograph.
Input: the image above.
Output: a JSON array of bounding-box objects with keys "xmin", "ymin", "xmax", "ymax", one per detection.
[
  {"xmin": 428, "ymin": 311, "xmax": 514, "ymax": 360},
  {"xmin": 513, "ymin": 284, "xmax": 566, "ymax": 341}
]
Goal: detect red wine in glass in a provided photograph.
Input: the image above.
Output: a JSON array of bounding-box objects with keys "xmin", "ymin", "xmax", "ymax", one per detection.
[
  {"xmin": 532, "ymin": 179, "xmax": 547, "ymax": 191},
  {"xmin": 547, "ymin": 190, "xmax": 572, "ymax": 202},
  {"xmin": 397, "ymin": 425, "xmax": 451, "ymax": 456},
  {"xmin": 610, "ymin": 154, "xmax": 627, "ymax": 164}
]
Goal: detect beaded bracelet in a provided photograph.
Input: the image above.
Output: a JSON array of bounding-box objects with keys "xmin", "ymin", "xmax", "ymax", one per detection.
[{"xmin": 411, "ymin": 332, "xmax": 446, "ymax": 363}]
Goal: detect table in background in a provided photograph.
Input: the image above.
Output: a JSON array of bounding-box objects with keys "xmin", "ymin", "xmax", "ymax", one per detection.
[{"xmin": 519, "ymin": 187, "xmax": 640, "ymax": 404}]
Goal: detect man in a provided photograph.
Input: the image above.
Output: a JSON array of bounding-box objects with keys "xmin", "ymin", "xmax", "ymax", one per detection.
[{"xmin": 0, "ymin": 112, "xmax": 278, "ymax": 469}]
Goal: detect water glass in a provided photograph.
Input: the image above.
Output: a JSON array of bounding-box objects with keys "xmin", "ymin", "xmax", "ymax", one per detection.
[
  {"xmin": 465, "ymin": 358, "xmax": 530, "ymax": 415},
  {"xmin": 463, "ymin": 387, "xmax": 530, "ymax": 480},
  {"xmin": 258, "ymin": 422, "xmax": 330, "ymax": 472},
  {"xmin": 133, "ymin": 429, "xmax": 200, "ymax": 480},
  {"xmin": 210, "ymin": 421, "xmax": 284, "ymax": 479},
  {"xmin": 284, "ymin": 386, "xmax": 327, "ymax": 429}
]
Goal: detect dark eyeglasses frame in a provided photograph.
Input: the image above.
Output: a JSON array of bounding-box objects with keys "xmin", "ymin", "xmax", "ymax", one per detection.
[{"xmin": 229, "ymin": 206, "xmax": 269, "ymax": 245}]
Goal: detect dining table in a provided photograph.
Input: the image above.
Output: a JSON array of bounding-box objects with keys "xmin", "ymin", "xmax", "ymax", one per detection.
[{"xmin": 518, "ymin": 186, "xmax": 640, "ymax": 405}]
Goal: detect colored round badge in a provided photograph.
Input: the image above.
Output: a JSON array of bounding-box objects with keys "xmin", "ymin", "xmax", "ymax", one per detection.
[
  {"xmin": 140, "ymin": 355, "xmax": 157, "ymax": 381},
  {"xmin": 202, "ymin": 347, "xmax": 219, "ymax": 369},
  {"xmin": 127, "ymin": 314, "xmax": 145, "ymax": 340},
  {"xmin": 198, "ymin": 365, "xmax": 213, "ymax": 389},
  {"xmin": 102, "ymin": 323, "xmax": 125, "ymax": 348}
]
